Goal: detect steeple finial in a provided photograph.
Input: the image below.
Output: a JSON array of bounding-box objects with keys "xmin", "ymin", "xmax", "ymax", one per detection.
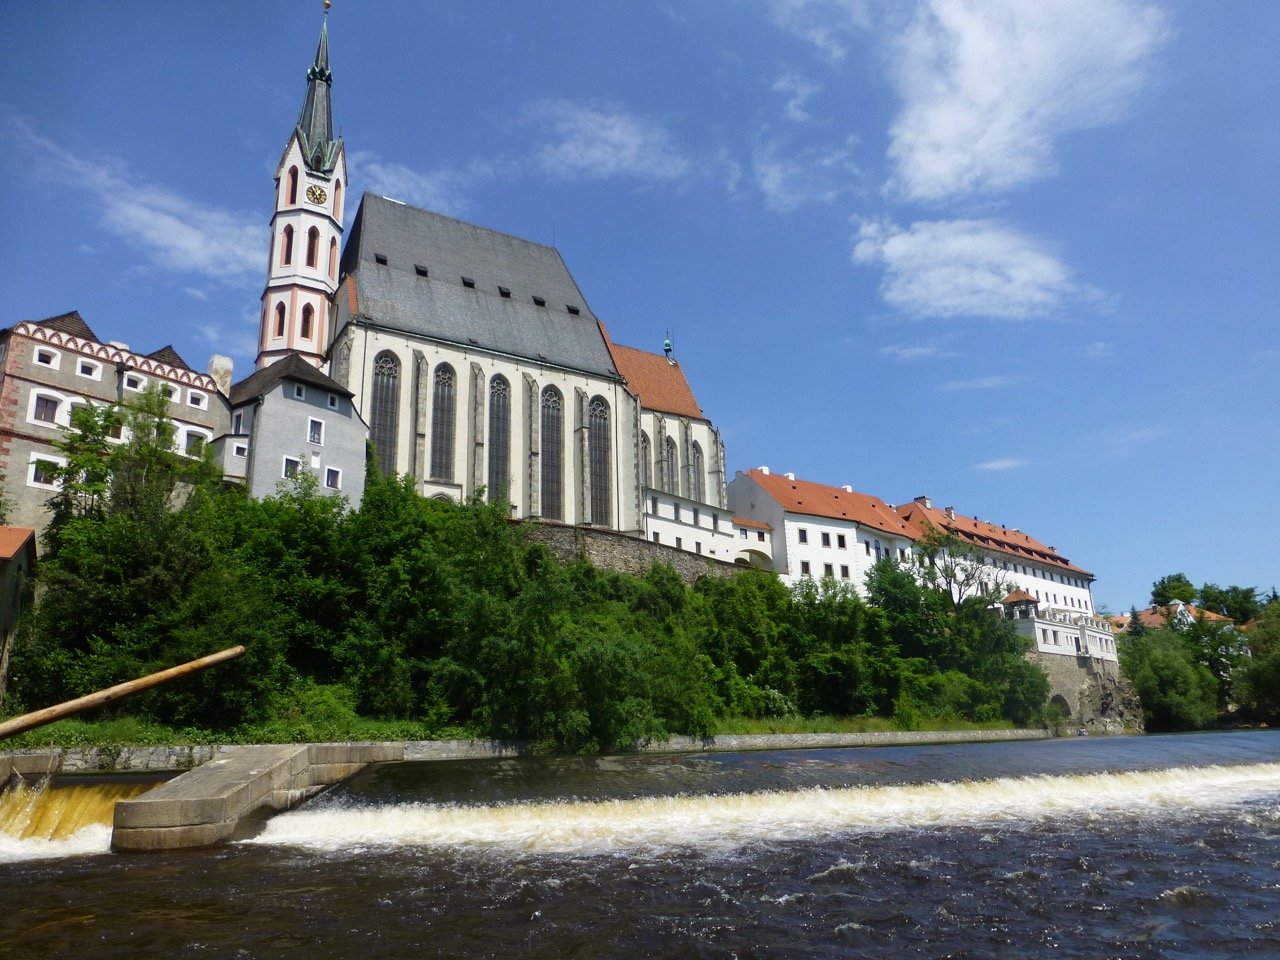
[{"xmin": 297, "ymin": 8, "xmax": 338, "ymax": 173}]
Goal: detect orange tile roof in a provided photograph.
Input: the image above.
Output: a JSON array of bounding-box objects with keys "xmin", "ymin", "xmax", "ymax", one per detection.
[
  {"xmin": 0, "ymin": 526, "xmax": 36, "ymax": 562},
  {"xmin": 1002, "ymin": 588, "xmax": 1040, "ymax": 605},
  {"xmin": 606, "ymin": 341, "xmax": 705, "ymax": 419},
  {"xmin": 744, "ymin": 469, "xmax": 911, "ymax": 538},
  {"xmin": 894, "ymin": 500, "xmax": 1091, "ymax": 577},
  {"xmin": 733, "ymin": 516, "xmax": 772, "ymax": 531},
  {"xmin": 1123, "ymin": 603, "xmax": 1234, "ymax": 632}
]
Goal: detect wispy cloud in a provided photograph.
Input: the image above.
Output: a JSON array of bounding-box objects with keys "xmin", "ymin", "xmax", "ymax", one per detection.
[
  {"xmin": 885, "ymin": 0, "xmax": 1169, "ymax": 202},
  {"xmin": 772, "ymin": 69, "xmax": 823, "ymax": 122},
  {"xmin": 348, "ymin": 152, "xmax": 484, "ymax": 216},
  {"xmin": 853, "ymin": 218, "xmax": 1090, "ymax": 319},
  {"xmin": 754, "ymin": 136, "xmax": 859, "ymax": 212},
  {"xmin": 878, "ymin": 339, "xmax": 959, "ymax": 361},
  {"xmin": 767, "ymin": 0, "xmax": 873, "ymax": 62},
  {"xmin": 1081, "ymin": 340, "xmax": 1114, "ymax": 358},
  {"xmin": 525, "ymin": 99, "xmax": 690, "ymax": 181},
  {"xmin": 1098, "ymin": 425, "xmax": 1169, "ymax": 445},
  {"xmin": 12, "ymin": 117, "xmax": 263, "ymax": 283},
  {"xmin": 973, "ymin": 457, "xmax": 1029, "ymax": 471},
  {"xmin": 940, "ymin": 375, "xmax": 1018, "ymax": 391}
]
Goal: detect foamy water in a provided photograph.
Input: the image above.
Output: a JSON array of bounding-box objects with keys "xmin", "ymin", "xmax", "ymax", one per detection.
[{"xmin": 248, "ymin": 762, "xmax": 1280, "ymax": 856}]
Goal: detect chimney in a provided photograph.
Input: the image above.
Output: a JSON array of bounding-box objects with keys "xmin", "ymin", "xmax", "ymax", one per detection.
[
  {"xmin": 207, "ymin": 354, "xmax": 233, "ymax": 397},
  {"xmin": 759, "ymin": 465, "xmax": 770, "ymax": 475},
  {"xmin": 784, "ymin": 472, "xmax": 795, "ymax": 480},
  {"xmin": 914, "ymin": 495, "xmax": 931, "ymax": 508},
  {"xmin": 945, "ymin": 506, "xmax": 956, "ymax": 520},
  {"xmin": 842, "ymin": 484, "xmax": 853, "ymax": 493}
]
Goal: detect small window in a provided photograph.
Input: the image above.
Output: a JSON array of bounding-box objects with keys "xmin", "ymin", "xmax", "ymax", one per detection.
[
  {"xmin": 308, "ymin": 418, "xmax": 324, "ymax": 445},
  {"xmin": 712, "ymin": 514, "xmax": 719, "ymax": 530},
  {"xmin": 161, "ymin": 384, "xmax": 177, "ymax": 401},
  {"xmin": 30, "ymin": 457, "xmax": 61, "ymax": 488},
  {"xmin": 864, "ymin": 541, "xmax": 871, "ymax": 556},
  {"xmin": 414, "ymin": 265, "xmax": 429, "ymax": 277},
  {"xmin": 841, "ymin": 565, "xmax": 850, "ymax": 580},
  {"xmin": 757, "ymin": 530, "xmax": 765, "ymax": 542},
  {"xmin": 283, "ymin": 457, "xmax": 300, "ymax": 479},
  {"xmin": 325, "ymin": 467, "xmax": 341, "ymax": 490},
  {"xmin": 374, "ymin": 253, "xmax": 388, "ymax": 265},
  {"xmin": 327, "ymin": 393, "xmax": 338, "ymax": 409},
  {"xmin": 233, "ymin": 444, "xmax": 248, "ymax": 458},
  {"xmin": 294, "ymin": 384, "xmax": 305, "ymax": 399},
  {"xmin": 34, "ymin": 347, "xmax": 59, "ymax": 368},
  {"xmin": 837, "ymin": 534, "xmax": 846, "ymax": 549},
  {"xmin": 821, "ymin": 532, "xmax": 831, "ymax": 548},
  {"xmin": 566, "ymin": 305, "xmax": 580, "ymax": 315},
  {"xmin": 801, "ymin": 561, "xmax": 811, "ymax": 576},
  {"xmin": 695, "ymin": 542, "xmax": 702, "ymax": 555},
  {"xmin": 232, "ymin": 412, "xmax": 244, "ymax": 434},
  {"xmin": 652, "ymin": 532, "xmax": 660, "ymax": 544},
  {"xmin": 824, "ymin": 563, "xmax": 834, "ymax": 578},
  {"xmin": 693, "ymin": 508, "xmax": 700, "ymax": 525},
  {"xmin": 798, "ymin": 528, "xmax": 808, "ymax": 544},
  {"xmin": 184, "ymin": 433, "xmax": 206, "ymax": 456},
  {"xmin": 462, "ymin": 277, "xmax": 476, "ymax": 289},
  {"xmin": 739, "ymin": 528, "xmax": 748, "ymax": 539},
  {"xmin": 675, "ymin": 537, "xmax": 683, "ymax": 550},
  {"xmin": 498, "ymin": 286, "xmax": 511, "ymax": 298},
  {"xmin": 532, "ymin": 296, "xmax": 546, "ymax": 307},
  {"xmin": 33, "ymin": 395, "xmax": 58, "ymax": 423},
  {"xmin": 188, "ymin": 390, "xmax": 207, "ymax": 410},
  {"xmin": 77, "ymin": 359, "xmax": 102, "ymax": 380},
  {"xmin": 650, "ymin": 495, "xmax": 658, "ymax": 515}
]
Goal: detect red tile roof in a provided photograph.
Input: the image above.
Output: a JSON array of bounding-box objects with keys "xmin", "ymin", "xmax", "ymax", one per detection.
[
  {"xmin": 1119, "ymin": 603, "xmax": 1234, "ymax": 632},
  {"xmin": 894, "ymin": 500, "xmax": 1091, "ymax": 577},
  {"xmin": 606, "ymin": 342, "xmax": 705, "ymax": 419},
  {"xmin": 0, "ymin": 526, "xmax": 36, "ymax": 563},
  {"xmin": 1002, "ymin": 589, "xmax": 1040, "ymax": 605},
  {"xmin": 733, "ymin": 516, "xmax": 772, "ymax": 531},
  {"xmin": 744, "ymin": 469, "xmax": 911, "ymax": 538}
]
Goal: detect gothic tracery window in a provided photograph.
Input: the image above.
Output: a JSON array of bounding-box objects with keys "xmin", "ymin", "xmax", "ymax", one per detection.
[
  {"xmin": 281, "ymin": 225, "xmax": 294, "ymax": 266},
  {"xmin": 640, "ymin": 431, "xmax": 651, "ymax": 489},
  {"xmin": 691, "ymin": 441, "xmax": 705, "ymax": 504},
  {"xmin": 430, "ymin": 364, "xmax": 456, "ymax": 481},
  {"xmin": 370, "ymin": 350, "xmax": 400, "ymax": 476},
  {"xmin": 306, "ymin": 227, "xmax": 320, "ymax": 268},
  {"xmin": 540, "ymin": 386, "xmax": 564, "ymax": 521},
  {"xmin": 488, "ymin": 375, "xmax": 511, "ymax": 503},
  {"xmin": 663, "ymin": 436, "xmax": 678, "ymax": 495},
  {"xmin": 300, "ymin": 304, "xmax": 314, "ymax": 341},
  {"xmin": 274, "ymin": 303, "xmax": 286, "ymax": 339},
  {"xmin": 588, "ymin": 396, "xmax": 611, "ymax": 526}
]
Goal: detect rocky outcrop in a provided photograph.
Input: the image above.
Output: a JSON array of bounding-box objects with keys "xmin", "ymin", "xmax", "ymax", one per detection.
[{"xmin": 1027, "ymin": 651, "xmax": 1144, "ymax": 733}]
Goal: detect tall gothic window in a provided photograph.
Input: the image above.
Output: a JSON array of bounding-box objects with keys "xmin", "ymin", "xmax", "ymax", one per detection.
[
  {"xmin": 306, "ymin": 227, "xmax": 320, "ymax": 268},
  {"xmin": 333, "ymin": 179, "xmax": 343, "ymax": 214},
  {"xmin": 281, "ymin": 225, "xmax": 294, "ymax": 266},
  {"xmin": 370, "ymin": 350, "xmax": 400, "ymax": 476},
  {"xmin": 487, "ymin": 375, "xmax": 511, "ymax": 503},
  {"xmin": 663, "ymin": 437, "xmax": 678, "ymax": 495},
  {"xmin": 430, "ymin": 364, "xmax": 456, "ymax": 481},
  {"xmin": 274, "ymin": 303, "xmax": 286, "ymax": 339},
  {"xmin": 300, "ymin": 304, "xmax": 314, "ymax": 341},
  {"xmin": 286, "ymin": 166, "xmax": 299, "ymax": 205},
  {"xmin": 329, "ymin": 237, "xmax": 338, "ymax": 279},
  {"xmin": 690, "ymin": 441, "xmax": 705, "ymax": 504},
  {"xmin": 540, "ymin": 386, "xmax": 564, "ymax": 521},
  {"xmin": 588, "ymin": 397, "xmax": 611, "ymax": 526},
  {"xmin": 640, "ymin": 432, "xmax": 651, "ymax": 489}
]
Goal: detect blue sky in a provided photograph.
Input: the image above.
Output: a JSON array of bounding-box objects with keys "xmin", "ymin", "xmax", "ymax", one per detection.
[{"xmin": 3, "ymin": 1, "xmax": 1276, "ymax": 612}]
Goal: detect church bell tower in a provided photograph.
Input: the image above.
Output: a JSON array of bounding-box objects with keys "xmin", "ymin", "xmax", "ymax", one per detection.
[{"xmin": 256, "ymin": 3, "xmax": 346, "ymax": 370}]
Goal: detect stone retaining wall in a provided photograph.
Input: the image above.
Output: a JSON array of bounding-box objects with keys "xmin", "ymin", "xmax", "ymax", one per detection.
[
  {"xmin": 1026, "ymin": 651, "xmax": 1144, "ymax": 733},
  {"xmin": 523, "ymin": 522, "xmax": 739, "ymax": 585}
]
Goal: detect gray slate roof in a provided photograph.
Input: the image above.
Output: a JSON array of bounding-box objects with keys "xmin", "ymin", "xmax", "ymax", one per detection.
[
  {"xmin": 30, "ymin": 310, "xmax": 100, "ymax": 342},
  {"xmin": 337, "ymin": 193, "xmax": 621, "ymax": 381},
  {"xmin": 230, "ymin": 353, "xmax": 353, "ymax": 408}
]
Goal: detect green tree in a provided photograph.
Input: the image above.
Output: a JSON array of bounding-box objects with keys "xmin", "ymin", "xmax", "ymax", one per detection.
[
  {"xmin": 1151, "ymin": 572, "xmax": 1197, "ymax": 607},
  {"xmin": 1120, "ymin": 629, "xmax": 1218, "ymax": 731},
  {"xmin": 1196, "ymin": 583, "xmax": 1261, "ymax": 625},
  {"xmin": 1126, "ymin": 606, "xmax": 1147, "ymax": 637}
]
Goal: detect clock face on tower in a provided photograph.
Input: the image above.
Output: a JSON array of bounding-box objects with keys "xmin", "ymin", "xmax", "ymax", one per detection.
[{"xmin": 305, "ymin": 185, "xmax": 328, "ymax": 205}]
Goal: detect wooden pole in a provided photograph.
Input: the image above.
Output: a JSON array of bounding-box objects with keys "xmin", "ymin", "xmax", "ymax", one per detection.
[{"xmin": 0, "ymin": 645, "xmax": 246, "ymax": 741}]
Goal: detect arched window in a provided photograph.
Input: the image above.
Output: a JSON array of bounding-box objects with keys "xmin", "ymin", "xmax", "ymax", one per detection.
[
  {"xmin": 640, "ymin": 432, "xmax": 651, "ymax": 489},
  {"xmin": 281, "ymin": 225, "xmax": 294, "ymax": 266},
  {"xmin": 663, "ymin": 437, "xmax": 678, "ymax": 495},
  {"xmin": 329, "ymin": 237, "xmax": 338, "ymax": 279},
  {"xmin": 306, "ymin": 227, "xmax": 320, "ymax": 268},
  {"xmin": 690, "ymin": 441, "xmax": 705, "ymax": 504},
  {"xmin": 274, "ymin": 303, "xmax": 286, "ymax": 339},
  {"xmin": 333, "ymin": 179, "xmax": 343, "ymax": 214},
  {"xmin": 300, "ymin": 305, "xmax": 314, "ymax": 341},
  {"xmin": 874, "ymin": 539, "xmax": 882, "ymax": 561},
  {"xmin": 286, "ymin": 166, "xmax": 299, "ymax": 205},
  {"xmin": 540, "ymin": 386, "xmax": 564, "ymax": 521},
  {"xmin": 370, "ymin": 351, "xmax": 400, "ymax": 476},
  {"xmin": 487, "ymin": 376, "xmax": 511, "ymax": 503},
  {"xmin": 588, "ymin": 397, "xmax": 611, "ymax": 526},
  {"xmin": 429, "ymin": 363, "xmax": 456, "ymax": 481}
]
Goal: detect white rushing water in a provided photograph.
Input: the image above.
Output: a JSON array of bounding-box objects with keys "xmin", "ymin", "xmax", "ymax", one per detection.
[{"xmin": 248, "ymin": 762, "xmax": 1280, "ymax": 856}]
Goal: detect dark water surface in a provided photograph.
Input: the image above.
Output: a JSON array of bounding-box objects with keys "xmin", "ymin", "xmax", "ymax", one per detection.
[{"xmin": 3, "ymin": 731, "xmax": 1280, "ymax": 959}]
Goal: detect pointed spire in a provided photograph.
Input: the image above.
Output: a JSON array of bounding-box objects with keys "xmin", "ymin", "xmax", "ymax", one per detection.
[{"xmin": 297, "ymin": 7, "xmax": 339, "ymax": 173}]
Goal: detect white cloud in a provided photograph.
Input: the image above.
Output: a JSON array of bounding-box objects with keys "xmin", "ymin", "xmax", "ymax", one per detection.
[
  {"xmin": 853, "ymin": 218, "xmax": 1086, "ymax": 319},
  {"xmin": 772, "ymin": 69, "xmax": 823, "ymax": 122},
  {"xmin": 348, "ymin": 151, "xmax": 484, "ymax": 216},
  {"xmin": 973, "ymin": 457, "xmax": 1029, "ymax": 471},
  {"xmin": 13, "ymin": 118, "xmax": 262, "ymax": 283},
  {"xmin": 754, "ymin": 136, "xmax": 859, "ymax": 212},
  {"xmin": 1081, "ymin": 340, "xmax": 1114, "ymax": 358},
  {"xmin": 767, "ymin": 0, "xmax": 873, "ymax": 62},
  {"xmin": 940, "ymin": 375, "xmax": 1017, "ymax": 391},
  {"xmin": 878, "ymin": 339, "xmax": 959, "ymax": 361},
  {"xmin": 886, "ymin": 0, "xmax": 1169, "ymax": 201},
  {"xmin": 526, "ymin": 99, "xmax": 690, "ymax": 181}
]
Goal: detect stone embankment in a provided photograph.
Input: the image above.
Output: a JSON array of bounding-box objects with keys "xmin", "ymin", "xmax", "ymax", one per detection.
[{"xmin": 1, "ymin": 727, "xmax": 1079, "ymax": 852}]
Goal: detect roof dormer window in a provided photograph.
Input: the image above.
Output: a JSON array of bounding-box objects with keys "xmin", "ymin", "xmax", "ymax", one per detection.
[
  {"xmin": 414, "ymin": 265, "xmax": 429, "ymax": 277},
  {"xmin": 374, "ymin": 253, "xmax": 388, "ymax": 265},
  {"xmin": 462, "ymin": 277, "xmax": 476, "ymax": 289},
  {"xmin": 532, "ymin": 296, "xmax": 546, "ymax": 307},
  {"xmin": 566, "ymin": 305, "xmax": 580, "ymax": 315},
  {"xmin": 498, "ymin": 286, "xmax": 511, "ymax": 298}
]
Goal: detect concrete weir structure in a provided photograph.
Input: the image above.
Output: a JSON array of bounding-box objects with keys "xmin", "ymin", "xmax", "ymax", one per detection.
[{"xmin": 110, "ymin": 742, "xmax": 398, "ymax": 851}]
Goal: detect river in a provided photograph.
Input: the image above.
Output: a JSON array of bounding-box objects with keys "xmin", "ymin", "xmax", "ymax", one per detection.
[{"xmin": 2, "ymin": 730, "xmax": 1279, "ymax": 958}]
